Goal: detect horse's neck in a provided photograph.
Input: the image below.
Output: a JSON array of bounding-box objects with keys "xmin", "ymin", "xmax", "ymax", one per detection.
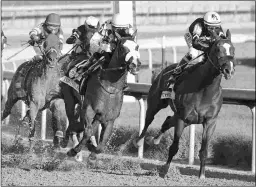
[
  {"xmin": 101, "ymin": 68, "xmax": 127, "ymax": 84},
  {"xmin": 177, "ymin": 57, "xmax": 221, "ymax": 91}
]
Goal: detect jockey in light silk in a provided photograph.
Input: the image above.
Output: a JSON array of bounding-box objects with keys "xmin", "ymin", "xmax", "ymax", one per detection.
[
  {"xmin": 28, "ymin": 13, "xmax": 64, "ymax": 63},
  {"xmin": 68, "ymin": 13, "xmax": 137, "ymax": 80}
]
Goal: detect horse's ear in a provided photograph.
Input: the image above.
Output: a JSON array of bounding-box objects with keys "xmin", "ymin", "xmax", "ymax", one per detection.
[
  {"xmin": 132, "ymin": 29, "xmax": 137, "ymax": 40},
  {"xmin": 115, "ymin": 31, "xmax": 121, "ymax": 40},
  {"xmin": 226, "ymin": 29, "xmax": 231, "ymax": 41}
]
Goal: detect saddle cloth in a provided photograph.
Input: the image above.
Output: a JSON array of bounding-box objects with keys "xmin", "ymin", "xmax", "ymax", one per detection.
[{"xmin": 160, "ymin": 66, "xmax": 183, "ymax": 100}]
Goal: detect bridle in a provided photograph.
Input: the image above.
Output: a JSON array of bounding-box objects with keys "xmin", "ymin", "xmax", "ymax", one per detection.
[{"xmin": 206, "ymin": 39, "xmax": 234, "ymax": 75}]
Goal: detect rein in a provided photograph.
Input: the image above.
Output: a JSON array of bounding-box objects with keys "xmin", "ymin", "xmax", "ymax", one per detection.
[
  {"xmin": 163, "ymin": 52, "xmax": 205, "ymax": 76},
  {"xmin": 206, "ymin": 53, "xmax": 223, "ymax": 74}
]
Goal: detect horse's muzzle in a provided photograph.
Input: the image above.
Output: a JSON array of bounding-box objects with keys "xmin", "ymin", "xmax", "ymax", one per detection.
[{"xmin": 129, "ymin": 59, "xmax": 141, "ymax": 75}]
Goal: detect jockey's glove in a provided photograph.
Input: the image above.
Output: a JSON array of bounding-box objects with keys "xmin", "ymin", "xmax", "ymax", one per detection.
[
  {"xmin": 28, "ymin": 39, "xmax": 35, "ymax": 46},
  {"xmin": 30, "ymin": 34, "xmax": 40, "ymax": 42},
  {"xmin": 66, "ymin": 35, "xmax": 77, "ymax": 44}
]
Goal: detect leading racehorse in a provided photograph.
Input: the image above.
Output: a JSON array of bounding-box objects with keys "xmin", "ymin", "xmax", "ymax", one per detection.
[
  {"xmin": 60, "ymin": 32, "xmax": 141, "ymax": 161},
  {"xmin": 134, "ymin": 30, "xmax": 236, "ymax": 179},
  {"xmin": 1, "ymin": 34, "xmax": 69, "ymax": 150}
]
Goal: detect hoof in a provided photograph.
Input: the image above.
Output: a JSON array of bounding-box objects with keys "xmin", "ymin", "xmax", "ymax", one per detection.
[
  {"xmin": 60, "ymin": 137, "xmax": 69, "ymax": 148},
  {"xmin": 67, "ymin": 148, "xmax": 77, "ymax": 157},
  {"xmin": 159, "ymin": 164, "xmax": 170, "ymax": 178},
  {"xmin": 145, "ymin": 136, "xmax": 154, "ymax": 146},
  {"xmin": 132, "ymin": 138, "xmax": 139, "ymax": 148},
  {"xmin": 87, "ymin": 153, "xmax": 97, "ymax": 167},
  {"xmin": 75, "ymin": 152, "xmax": 83, "ymax": 162},
  {"xmin": 87, "ymin": 142, "xmax": 97, "ymax": 153},
  {"xmin": 53, "ymin": 136, "xmax": 63, "ymax": 149},
  {"xmin": 89, "ymin": 153, "xmax": 97, "ymax": 161},
  {"xmin": 21, "ymin": 120, "xmax": 29, "ymax": 127},
  {"xmin": 199, "ymin": 175, "xmax": 206, "ymax": 180}
]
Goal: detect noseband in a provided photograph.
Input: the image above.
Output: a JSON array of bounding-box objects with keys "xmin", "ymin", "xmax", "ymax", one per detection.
[{"xmin": 44, "ymin": 47, "xmax": 60, "ymax": 67}]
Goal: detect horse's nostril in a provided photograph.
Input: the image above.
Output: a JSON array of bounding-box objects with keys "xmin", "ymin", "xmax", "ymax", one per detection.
[{"xmin": 224, "ymin": 69, "xmax": 230, "ymax": 74}]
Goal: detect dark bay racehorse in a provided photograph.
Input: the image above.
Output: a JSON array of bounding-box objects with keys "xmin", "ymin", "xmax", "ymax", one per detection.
[
  {"xmin": 1, "ymin": 34, "xmax": 69, "ymax": 150},
  {"xmin": 134, "ymin": 30, "xmax": 236, "ymax": 179},
  {"xmin": 60, "ymin": 33, "xmax": 141, "ymax": 160}
]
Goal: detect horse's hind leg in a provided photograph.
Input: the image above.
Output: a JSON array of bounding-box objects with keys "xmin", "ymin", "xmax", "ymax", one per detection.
[
  {"xmin": 135, "ymin": 95, "xmax": 168, "ymax": 147},
  {"xmin": 153, "ymin": 114, "xmax": 177, "ymax": 145},
  {"xmin": 1, "ymin": 96, "xmax": 19, "ymax": 121},
  {"xmin": 160, "ymin": 116, "xmax": 185, "ymax": 178}
]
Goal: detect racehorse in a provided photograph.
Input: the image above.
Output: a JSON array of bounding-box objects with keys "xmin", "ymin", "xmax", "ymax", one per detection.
[
  {"xmin": 60, "ymin": 32, "xmax": 141, "ymax": 160},
  {"xmin": 1, "ymin": 34, "xmax": 69, "ymax": 150},
  {"xmin": 134, "ymin": 30, "xmax": 236, "ymax": 179}
]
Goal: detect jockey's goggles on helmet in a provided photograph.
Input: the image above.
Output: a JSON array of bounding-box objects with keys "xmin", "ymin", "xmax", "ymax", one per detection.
[
  {"xmin": 113, "ymin": 27, "xmax": 128, "ymax": 37},
  {"xmin": 206, "ymin": 25, "xmax": 220, "ymax": 30},
  {"xmin": 87, "ymin": 24, "xmax": 97, "ymax": 29},
  {"xmin": 46, "ymin": 25, "xmax": 59, "ymax": 33}
]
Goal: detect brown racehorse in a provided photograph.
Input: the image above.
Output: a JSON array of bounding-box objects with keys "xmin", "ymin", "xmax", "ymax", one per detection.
[
  {"xmin": 1, "ymin": 34, "xmax": 69, "ymax": 150},
  {"xmin": 61, "ymin": 33, "xmax": 141, "ymax": 161},
  {"xmin": 134, "ymin": 30, "xmax": 236, "ymax": 179}
]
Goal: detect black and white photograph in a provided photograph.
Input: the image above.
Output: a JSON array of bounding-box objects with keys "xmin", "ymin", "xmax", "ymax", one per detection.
[{"xmin": 1, "ymin": 1, "xmax": 255, "ymax": 186}]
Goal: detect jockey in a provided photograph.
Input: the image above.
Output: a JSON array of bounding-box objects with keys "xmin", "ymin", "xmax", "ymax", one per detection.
[
  {"xmin": 65, "ymin": 16, "xmax": 100, "ymax": 74},
  {"xmin": 68, "ymin": 13, "xmax": 136, "ymax": 80},
  {"xmin": 177, "ymin": 11, "xmax": 225, "ymax": 73},
  {"xmin": 28, "ymin": 13, "xmax": 64, "ymax": 63}
]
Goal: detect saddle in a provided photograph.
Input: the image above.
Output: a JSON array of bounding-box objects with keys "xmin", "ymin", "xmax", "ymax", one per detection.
[
  {"xmin": 160, "ymin": 56, "xmax": 206, "ymax": 100},
  {"xmin": 61, "ymin": 55, "xmax": 105, "ymax": 95}
]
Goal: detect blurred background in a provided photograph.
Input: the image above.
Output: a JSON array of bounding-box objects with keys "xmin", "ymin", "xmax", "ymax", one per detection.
[{"xmin": 1, "ymin": 1, "xmax": 255, "ymax": 28}]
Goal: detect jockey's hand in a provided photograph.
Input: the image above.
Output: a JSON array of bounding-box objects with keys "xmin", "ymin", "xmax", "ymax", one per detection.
[
  {"xmin": 30, "ymin": 34, "xmax": 40, "ymax": 42},
  {"xmin": 66, "ymin": 35, "xmax": 77, "ymax": 44},
  {"xmin": 28, "ymin": 39, "xmax": 35, "ymax": 46}
]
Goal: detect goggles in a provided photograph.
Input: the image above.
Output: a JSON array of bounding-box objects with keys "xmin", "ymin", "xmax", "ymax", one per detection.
[{"xmin": 46, "ymin": 25, "xmax": 60, "ymax": 33}]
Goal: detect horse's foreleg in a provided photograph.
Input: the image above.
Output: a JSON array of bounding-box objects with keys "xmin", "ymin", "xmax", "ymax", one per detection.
[
  {"xmin": 153, "ymin": 115, "xmax": 177, "ymax": 145},
  {"xmin": 50, "ymin": 99, "xmax": 66, "ymax": 149},
  {"xmin": 67, "ymin": 104, "xmax": 92, "ymax": 157},
  {"xmin": 28, "ymin": 102, "xmax": 39, "ymax": 151},
  {"xmin": 199, "ymin": 119, "xmax": 217, "ymax": 179},
  {"xmin": 160, "ymin": 116, "xmax": 185, "ymax": 178},
  {"xmin": 136, "ymin": 96, "xmax": 166, "ymax": 147},
  {"xmin": 61, "ymin": 84, "xmax": 79, "ymax": 148},
  {"xmin": 95, "ymin": 120, "xmax": 114, "ymax": 154}
]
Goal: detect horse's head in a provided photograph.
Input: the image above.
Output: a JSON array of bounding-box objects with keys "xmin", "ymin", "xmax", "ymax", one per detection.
[
  {"xmin": 112, "ymin": 31, "xmax": 141, "ymax": 75},
  {"xmin": 42, "ymin": 34, "xmax": 62, "ymax": 67},
  {"xmin": 208, "ymin": 29, "xmax": 235, "ymax": 80}
]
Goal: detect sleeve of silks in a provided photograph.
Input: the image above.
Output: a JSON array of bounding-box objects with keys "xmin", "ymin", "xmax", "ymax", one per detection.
[
  {"xmin": 58, "ymin": 28, "xmax": 64, "ymax": 50},
  {"xmin": 217, "ymin": 26, "xmax": 225, "ymax": 38},
  {"xmin": 29, "ymin": 23, "xmax": 43, "ymax": 37}
]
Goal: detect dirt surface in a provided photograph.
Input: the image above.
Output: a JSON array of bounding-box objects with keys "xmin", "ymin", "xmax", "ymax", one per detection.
[{"xmin": 1, "ymin": 133, "xmax": 255, "ymax": 186}]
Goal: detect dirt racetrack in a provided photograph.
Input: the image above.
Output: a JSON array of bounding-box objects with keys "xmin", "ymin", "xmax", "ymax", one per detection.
[{"xmin": 1, "ymin": 133, "xmax": 255, "ymax": 186}]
